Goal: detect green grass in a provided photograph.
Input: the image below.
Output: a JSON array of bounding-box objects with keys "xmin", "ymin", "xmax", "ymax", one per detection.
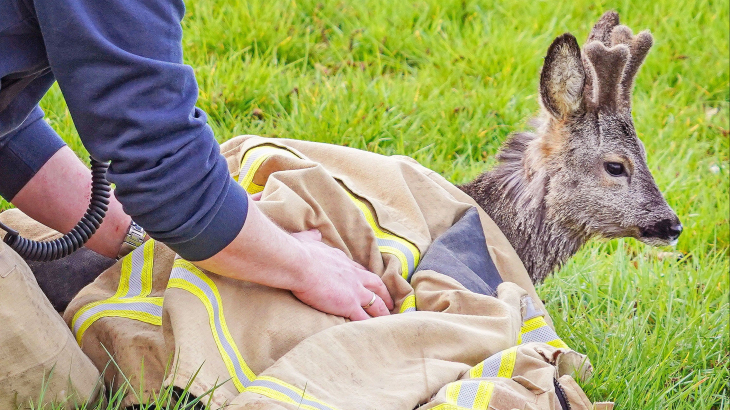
[{"xmin": 6, "ymin": 0, "xmax": 728, "ymax": 408}]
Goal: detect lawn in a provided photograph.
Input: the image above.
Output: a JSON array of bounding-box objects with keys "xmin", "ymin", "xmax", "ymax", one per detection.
[{"xmin": 4, "ymin": 0, "xmax": 728, "ymax": 409}]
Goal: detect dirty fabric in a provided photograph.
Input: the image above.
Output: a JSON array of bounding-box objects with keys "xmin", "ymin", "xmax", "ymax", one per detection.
[
  {"xmin": 26, "ymin": 249, "xmax": 116, "ymax": 312},
  {"xmin": 0, "ymin": 210, "xmax": 116, "ymax": 312},
  {"xmin": 413, "ymin": 207, "xmax": 503, "ymax": 296},
  {"xmin": 2, "ymin": 136, "xmax": 606, "ymax": 409},
  {"xmin": 0, "ymin": 240, "xmax": 102, "ymax": 410}
]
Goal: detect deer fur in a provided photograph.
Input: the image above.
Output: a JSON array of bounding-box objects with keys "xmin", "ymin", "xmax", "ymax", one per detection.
[{"xmin": 460, "ymin": 12, "xmax": 682, "ymax": 283}]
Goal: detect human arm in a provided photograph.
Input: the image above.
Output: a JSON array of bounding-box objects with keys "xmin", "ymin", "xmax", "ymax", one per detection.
[
  {"xmin": 5, "ymin": 130, "xmax": 393, "ymax": 320},
  {"xmin": 27, "ymin": 0, "xmax": 392, "ymax": 318},
  {"xmin": 0, "ymin": 107, "xmax": 129, "ymax": 258},
  {"xmin": 194, "ymin": 200, "xmax": 393, "ymax": 320},
  {"xmin": 11, "ymin": 146, "xmax": 130, "ymax": 258},
  {"xmin": 9, "ymin": 139, "xmax": 393, "ymax": 318},
  {"xmin": 8, "ymin": 138, "xmax": 394, "ymax": 319},
  {"xmin": 31, "ymin": 0, "xmax": 244, "ymax": 260},
  {"xmin": 13, "ymin": 149, "xmax": 393, "ymax": 318}
]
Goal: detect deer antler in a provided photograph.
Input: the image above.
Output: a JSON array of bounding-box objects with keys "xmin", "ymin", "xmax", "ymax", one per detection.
[
  {"xmin": 582, "ymin": 11, "xmax": 619, "ymax": 105},
  {"xmin": 610, "ymin": 27, "xmax": 654, "ymax": 107},
  {"xmin": 586, "ymin": 10, "xmax": 619, "ymax": 46},
  {"xmin": 582, "ymin": 11, "xmax": 654, "ymax": 111},
  {"xmin": 583, "ymin": 41, "xmax": 629, "ymax": 111}
]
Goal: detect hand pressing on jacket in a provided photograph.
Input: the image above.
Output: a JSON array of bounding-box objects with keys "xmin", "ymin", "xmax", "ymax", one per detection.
[
  {"xmin": 193, "ymin": 198, "xmax": 394, "ymax": 321},
  {"xmin": 289, "ymin": 229, "xmax": 393, "ymax": 320}
]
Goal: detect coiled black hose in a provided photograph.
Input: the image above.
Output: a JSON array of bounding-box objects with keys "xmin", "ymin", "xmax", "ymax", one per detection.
[{"xmin": 0, "ymin": 157, "xmax": 111, "ymax": 262}]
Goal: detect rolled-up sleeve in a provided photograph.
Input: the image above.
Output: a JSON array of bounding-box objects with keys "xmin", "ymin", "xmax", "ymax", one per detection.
[
  {"xmin": 0, "ymin": 106, "xmax": 65, "ymax": 201},
  {"xmin": 31, "ymin": 0, "xmax": 248, "ymax": 260}
]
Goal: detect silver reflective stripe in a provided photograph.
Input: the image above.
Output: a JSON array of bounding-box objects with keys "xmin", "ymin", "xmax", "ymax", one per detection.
[
  {"xmin": 72, "ymin": 302, "xmax": 162, "ymax": 335},
  {"xmin": 401, "ymin": 307, "xmax": 416, "ymax": 313},
  {"xmin": 125, "ymin": 245, "xmax": 146, "ymax": 298},
  {"xmin": 523, "ymin": 296, "xmax": 542, "ymax": 321},
  {"xmin": 376, "ymin": 237, "xmax": 416, "ymax": 275},
  {"xmin": 520, "ymin": 326, "xmax": 560, "ymax": 344},
  {"xmin": 250, "ymin": 379, "xmax": 336, "ymax": 410},
  {"xmin": 72, "ymin": 241, "xmax": 160, "ymax": 344},
  {"xmin": 456, "ymin": 381, "xmax": 479, "ymax": 408},
  {"xmin": 170, "ymin": 266, "xmax": 252, "ymax": 387},
  {"xmin": 478, "ymin": 351, "xmax": 502, "ymax": 378},
  {"xmin": 240, "ymin": 149, "xmax": 266, "ymax": 176}
]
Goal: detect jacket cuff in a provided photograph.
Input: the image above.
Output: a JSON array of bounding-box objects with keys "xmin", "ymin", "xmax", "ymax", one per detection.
[
  {"xmin": 165, "ymin": 180, "xmax": 248, "ymax": 261},
  {"xmin": 0, "ymin": 109, "xmax": 66, "ymax": 201}
]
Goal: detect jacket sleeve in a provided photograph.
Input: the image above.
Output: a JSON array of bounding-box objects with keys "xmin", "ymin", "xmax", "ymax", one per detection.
[{"xmin": 31, "ymin": 0, "xmax": 248, "ymax": 260}]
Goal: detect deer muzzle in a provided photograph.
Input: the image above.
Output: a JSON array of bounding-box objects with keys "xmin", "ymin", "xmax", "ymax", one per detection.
[{"xmin": 639, "ymin": 217, "xmax": 683, "ymax": 245}]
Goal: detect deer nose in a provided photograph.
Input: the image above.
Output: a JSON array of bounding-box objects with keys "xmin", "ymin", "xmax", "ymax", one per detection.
[
  {"xmin": 640, "ymin": 218, "xmax": 683, "ymax": 242},
  {"xmin": 668, "ymin": 223, "xmax": 683, "ymax": 239}
]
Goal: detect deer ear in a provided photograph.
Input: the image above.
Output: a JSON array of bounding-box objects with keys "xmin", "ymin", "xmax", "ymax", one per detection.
[{"xmin": 540, "ymin": 33, "xmax": 586, "ymax": 119}]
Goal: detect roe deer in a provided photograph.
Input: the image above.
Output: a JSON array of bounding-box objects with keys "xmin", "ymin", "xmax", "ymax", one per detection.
[{"xmin": 460, "ymin": 12, "xmax": 682, "ymax": 283}]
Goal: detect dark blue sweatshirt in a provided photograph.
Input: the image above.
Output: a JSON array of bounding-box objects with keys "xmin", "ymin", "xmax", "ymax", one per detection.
[{"xmin": 0, "ymin": 0, "xmax": 248, "ymax": 260}]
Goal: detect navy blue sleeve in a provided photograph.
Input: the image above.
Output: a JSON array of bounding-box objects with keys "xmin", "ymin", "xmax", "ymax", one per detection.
[
  {"xmin": 0, "ymin": 106, "xmax": 65, "ymax": 201},
  {"xmin": 31, "ymin": 0, "xmax": 248, "ymax": 260}
]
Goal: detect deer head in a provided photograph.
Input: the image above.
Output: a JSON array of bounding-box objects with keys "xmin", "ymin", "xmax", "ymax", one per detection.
[{"xmin": 461, "ymin": 12, "xmax": 682, "ymax": 282}]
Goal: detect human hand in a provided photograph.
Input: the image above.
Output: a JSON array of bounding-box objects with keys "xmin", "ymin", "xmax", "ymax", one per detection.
[
  {"xmin": 195, "ymin": 198, "xmax": 393, "ymax": 321},
  {"xmin": 290, "ymin": 229, "xmax": 394, "ymax": 321}
]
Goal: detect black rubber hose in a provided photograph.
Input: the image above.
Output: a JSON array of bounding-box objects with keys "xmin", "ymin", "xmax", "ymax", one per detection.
[{"xmin": 0, "ymin": 157, "xmax": 111, "ymax": 262}]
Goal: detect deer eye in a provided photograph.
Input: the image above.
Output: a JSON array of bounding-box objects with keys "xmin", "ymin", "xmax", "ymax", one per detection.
[{"xmin": 605, "ymin": 162, "xmax": 625, "ymax": 177}]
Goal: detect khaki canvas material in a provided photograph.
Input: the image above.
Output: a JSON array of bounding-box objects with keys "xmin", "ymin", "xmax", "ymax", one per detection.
[
  {"xmin": 0, "ymin": 209, "xmax": 118, "ymax": 312},
  {"xmin": 227, "ymin": 279, "xmax": 592, "ymax": 410},
  {"xmin": 0, "ymin": 240, "xmax": 102, "ymax": 410},
  {"xmin": 418, "ymin": 344, "xmax": 594, "ymax": 410},
  {"xmin": 0, "ymin": 208, "xmax": 63, "ymax": 242},
  {"xmin": 222, "ymin": 136, "xmax": 546, "ymax": 322},
  {"xmin": 1, "ymin": 135, "xmax": 609, "ymax": 409}
]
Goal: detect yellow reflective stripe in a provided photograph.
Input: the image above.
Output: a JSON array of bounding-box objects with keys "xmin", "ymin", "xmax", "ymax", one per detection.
[
  {"xmin": 497, "ymin": 346, "xmax": 517, "ymax": 378},
  {"xmin": 521, "ymin": 316, "xmax": 547, "ymax": 333},
  {"xmin": 168, "ymin": 259, "xmax": 256, "ymax": 391},
  {"xmin": 113, "ymin": 239, "xmax": 155, "ymax": 298},
  {"xmin": 547, "ymin": 339, "xmax": 569, "ymax": 349},
  {"xmin": 344, "ymin": 190, "xmax": 420, "ymax": 279},
  {"xmin": 71, "ymin": 297, "xmax": 163, "ymax": 344},
  {"xmin": 517, "ymin": 316, "xmax": 538, "ymax": 343},
  {"xmin": 114, "ymin": 250, "xmax": 134, "ymax": 298},
  {"xmin": 140, "ymin": 239, "xmax": 155, "ymax": 297},
  {"xmin": 518, "ymin": 315, "xmax": 570, "ymax": 349},
  {"xmin": 248, "ymin": 183, "xmax": 264, "ymax": 194},
  {"xmin": 472, "ymin": 381, "xmax": 494, "ymax": 410},
  {"xmin": 437, "ymin": 380, "xmax": 494, "ymax": 410},
  {"xmin": 469, "ymin": 345, "xmax": 516, "ymax": 379},
  {"xmin": 469, "ymin": 361, "xmax": 485, "ymax": 379},
  {"xmin": 247, "ymin": 376, "xmax": 341, "ymax": 410},
  {"xmin": 399, "ymin": 294, "xmax": 417, "ymax": 313},
  {"xmin": 239, "ymin": 150, "xmax": 271, "ymax": 190},
  {"xmin": 72, "ymin": 240, "xmax": 159, "ymax": 344},
  {"xmin": 238, "ymin": 145, "xmax": 299, "ymax": 193},
  {"xmin": 446, "ymin": 381, "xmax": 462, "ymax": 404},
  {"xmin": 431, "ymin": 405, "xmax": 467, "ymax": 410}
]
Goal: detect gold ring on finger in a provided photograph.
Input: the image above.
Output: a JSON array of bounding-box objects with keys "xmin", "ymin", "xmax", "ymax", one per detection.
[{"xmin": 362, "ymin": 291, "xmax": 377, "ymax": 309}]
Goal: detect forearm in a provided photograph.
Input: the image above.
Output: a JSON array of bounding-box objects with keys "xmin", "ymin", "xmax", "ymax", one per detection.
[
  {"xmin": 193, "ymin": 200, "xmax": 307, "ymax": 292},
  {"xmin": 33, "ymin": 0, "xmax": 247, "ymax": 261},
  {"xmin": 12, "ymin": 146, "xmax": 130, "ymax": 258},
  {"xmin": 194, "ymin": 199, "xmax": 394, "ymax": 320}
]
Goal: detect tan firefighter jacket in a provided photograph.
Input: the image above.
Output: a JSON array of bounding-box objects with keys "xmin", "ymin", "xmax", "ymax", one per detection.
[{"xmin": 2, "ymin": 135, "xmax": 612, "ymax": 410}]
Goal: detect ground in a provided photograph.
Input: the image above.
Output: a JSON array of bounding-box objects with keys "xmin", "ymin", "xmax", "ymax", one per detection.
[{"xmin": 2, "ymin": 0, "xmax": 727, "ymax": 409}]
